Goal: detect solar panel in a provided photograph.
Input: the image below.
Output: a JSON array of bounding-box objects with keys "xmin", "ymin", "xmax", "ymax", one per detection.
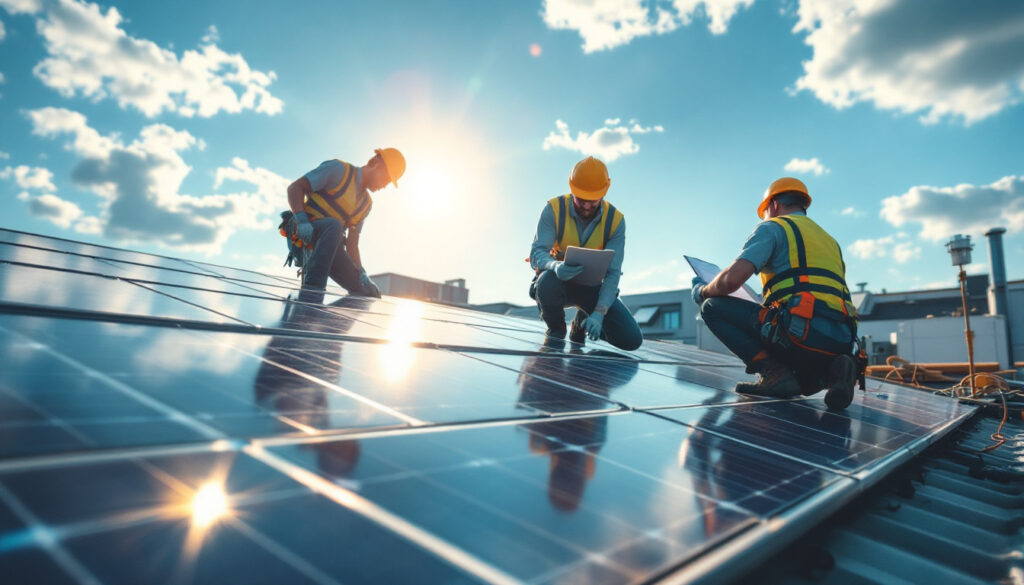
[{"xmin": 0, "ymin": 232, "xmax": 978, "ymax": 584}]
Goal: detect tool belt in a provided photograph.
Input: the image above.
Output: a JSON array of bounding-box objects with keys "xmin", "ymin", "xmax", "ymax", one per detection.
[
  {"xmin": 278, "ymin": 210, "xmax": 312, "ymax": 268},
  {"xmin": 759, "ymin": 291, "xmax": 868, "ymax": 388}
]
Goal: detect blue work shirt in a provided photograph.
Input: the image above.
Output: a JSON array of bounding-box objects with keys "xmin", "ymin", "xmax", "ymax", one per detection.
[
  {"xmin": 736, "ymin": 211, "xmax": 807, "ymax": 277},
  {"xmin": 530, "ymin": 201, "xmax": 625, "ymax": 314},
  {"xmin": 304, "ymin": 160, "xmax": 368, "ymax": 235}
]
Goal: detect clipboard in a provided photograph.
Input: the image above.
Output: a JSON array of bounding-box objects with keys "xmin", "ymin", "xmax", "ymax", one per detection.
[
  {"xmin": 563, "ymin": 246, "xmax": 615, "ymax": 286},
  {"xmin": 684, "ymin": 255, "xmax": 762, "ymax": 303}
]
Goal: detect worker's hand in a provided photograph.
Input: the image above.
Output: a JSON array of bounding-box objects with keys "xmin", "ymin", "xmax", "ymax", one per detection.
[
  {"xmin": 359, "ymin": 269, "xmax": 378, "ymax": 296},
  {"xmin": 553, "ymin": 261, "xmax": 585, "ymax": 281},
  {"xmin": 583, "ymin": 312, "xmax": 604, "ymax": 341},
  {"xmin": 294, "ymin": 211, "xmax": 314, "ymax": 245},
  {"xmin": 691, "ymin": 276, "xmax": 706, "ymax": 305}
]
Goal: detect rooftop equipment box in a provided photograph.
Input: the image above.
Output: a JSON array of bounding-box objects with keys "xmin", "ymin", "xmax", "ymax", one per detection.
[{"xmin": 896, "ymin": 315, "xmax": 1009, "ymax": 367}]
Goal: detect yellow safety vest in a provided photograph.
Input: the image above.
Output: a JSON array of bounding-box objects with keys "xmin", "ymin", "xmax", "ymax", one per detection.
[
  {"xmin": 303, "ymin": 160, "xmax": 372, "ymax": 228},
  {"xmin": 760, "ymin": 215, "xmax": 857, "ymax": 318},
  {"xmin": 548, "ymin": 194, "xmax": 624, "ymax": 260}
]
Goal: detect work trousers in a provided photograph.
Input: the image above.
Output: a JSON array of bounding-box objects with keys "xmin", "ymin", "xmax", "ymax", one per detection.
[
  {"xmin": 533, "ymin": 270, "xmax": 643, "ymax": 351},
  {"xmin": 303, "ymin": 217, "xmax": 373, "ymax": 295},
  {"xmin": 698, "ymin": 295, "xmax": 838, "ymax": 391}
]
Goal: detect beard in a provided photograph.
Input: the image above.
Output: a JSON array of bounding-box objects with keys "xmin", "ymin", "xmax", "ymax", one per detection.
[{"xmin": 572, "ymin": 198, "xmax": 600, "ymax": 220}]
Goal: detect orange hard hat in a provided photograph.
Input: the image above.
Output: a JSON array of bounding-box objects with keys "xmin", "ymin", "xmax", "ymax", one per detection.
[
  {"xmin": 758, "ymin": 177, "xmax": 811, "ymax": 219},
  {"xmin": 374, "ymin": 147, "xmax": 406, "ymax": 188},
  {"xmin": 569, "ymin": 156, "xmax": 611, "ymax": 201}
]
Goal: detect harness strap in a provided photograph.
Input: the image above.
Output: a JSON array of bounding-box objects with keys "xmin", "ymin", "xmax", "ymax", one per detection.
[
  {"xmin": 603, "ymin": 202, "xmax": 617, "ymax": 244},
  {"xmin": 556, "ymin": 196, "xmax": 567, "ymax": 245}
]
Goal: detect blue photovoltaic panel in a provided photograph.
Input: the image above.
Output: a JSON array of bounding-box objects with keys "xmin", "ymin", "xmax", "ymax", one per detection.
[{"xmin": 0, "ymin": 232, "xmax": 976, "ymax": 584}]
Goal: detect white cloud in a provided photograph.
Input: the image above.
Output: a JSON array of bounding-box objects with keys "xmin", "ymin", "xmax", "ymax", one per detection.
[
  {"xmin": 25, "ymin": 193, "xmax": 83, "ymax": 228},
  {"xmin": 793, "ymin": 0, "xmax": 1024, "ymax": 124},
  {"xmin": 0, "ymin": 164, "xmax": 56, "ymax": 191},
  {"xmin": 784, "ymin": 156, "xmax": 829, "ymax": 176},
  {"xmin": 0, "ymin": 0, "xmax": 43, "ymax": 14},
  {"xmin": 25, "ymin": 106, "xmax": 287, "ymax": 252},
  {"xmin": 542, "ymin": 118, "xmax": 663, "ymax": 162},
  {"xmin": 12, "ymin": 0, "xmax": 282, "ymax": 118},
  {"xmin": 840, "ymin": 206, "xmax": 865, "ymax": 217},
  {"xmin": 0, "ymin": 151, "xmax": 9, "ymax": 159},
  {"xmin": 541, "ymin": 0, "xmax": 753, "ymax": 53},
  {"xmin": 880, "ymin": 175, "xmax": 1024, "ymax": 241},
  {"xmin": 848, "ymin": 232, "xmax": 920, "ymax": 263},
  {"xmin": 0, "ymin": 17, "xmax": 6, "ymax": 41}
]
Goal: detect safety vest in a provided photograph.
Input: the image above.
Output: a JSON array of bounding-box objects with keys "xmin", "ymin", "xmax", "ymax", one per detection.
[
  {"xmin": 760, "ymin": 215, "xmax": 856, "ymax": 317},
  {"xmin": 303, "ymin": 160, "xmax": 372, "ymax": 228},
  {"xmin": 548, "ymin": 194, "xmax": 624, "ymax": 260}
]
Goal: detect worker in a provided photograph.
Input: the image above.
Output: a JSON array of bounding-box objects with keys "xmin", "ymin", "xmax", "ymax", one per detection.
[
  {"xmin": 691, "ymin": 177, "xmax": 859, "ymax": 410},
  {"xmin": 281, "ymin": 148, "xmax": 406, "ymax": 297},
  {"xmin": 528, "ymin": 156, "xmax": 642, "ymax": 351}
]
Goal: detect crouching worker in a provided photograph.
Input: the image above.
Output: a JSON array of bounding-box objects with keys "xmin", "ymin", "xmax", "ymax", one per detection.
[
  {"xmin": 691, "ymin": 178, "xmax": 861, "ymax": 410},
  {"xmin": 528, "ymin": 156, "xmax": 642, "ymax": 351},
  {"xmin": 279, "ymin": 148, "xmax": 406, "ymax": 297}
]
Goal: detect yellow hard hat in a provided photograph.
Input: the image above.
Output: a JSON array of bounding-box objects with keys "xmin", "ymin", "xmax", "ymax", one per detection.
[
  {"xmin": 758, "ymin": 177, "xmax": 811, "ymax": 219},
  {"xmin": 569, "ymin": 156, "xmax": 611, "ymax": 201},
  {"xmin": 374, "ymin": 147, "xmax": 406, "ymax": 188}
]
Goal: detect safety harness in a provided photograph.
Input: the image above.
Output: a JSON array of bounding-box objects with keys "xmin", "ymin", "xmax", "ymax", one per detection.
[
  {"xmin": 756, "ymin": 215, "xmax": 868, "ymax": 388},
  {"xmin": 548, "ymin": 195, "xmax": 623, "ymax": 261}
]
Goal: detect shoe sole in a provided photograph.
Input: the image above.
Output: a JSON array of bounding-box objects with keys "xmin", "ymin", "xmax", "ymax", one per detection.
[{"xmin": 825, "ymin": 356, "xmax": 855, "ymax": 410}]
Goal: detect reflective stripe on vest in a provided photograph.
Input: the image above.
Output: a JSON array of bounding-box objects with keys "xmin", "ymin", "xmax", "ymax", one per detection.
[
  {"xmin": 303, "ymin": 160, "xmax": 373, "ymax": 228},
  {"xmin": 760, "ymin": 215, "xmax": 857, "ymax": 316},
  {"xmin": 548, "ymin": 194, "xmax": 623, "ymax": 260}
]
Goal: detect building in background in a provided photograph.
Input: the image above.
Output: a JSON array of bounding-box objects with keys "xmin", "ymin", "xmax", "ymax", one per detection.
[{"xmin": 372, "ymin": 273, "xmax": 469, "ymax": 305}]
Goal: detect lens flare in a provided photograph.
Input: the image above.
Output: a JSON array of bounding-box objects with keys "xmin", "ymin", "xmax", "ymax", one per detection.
[{"xmin": 191, "ymin": 482, "xmax": 229, "ymax": 528}]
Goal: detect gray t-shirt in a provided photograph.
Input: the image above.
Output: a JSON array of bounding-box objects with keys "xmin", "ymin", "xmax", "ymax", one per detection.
[{"xmin": 736, "ymin": 211, "xmax": 807, "ymax": 275}]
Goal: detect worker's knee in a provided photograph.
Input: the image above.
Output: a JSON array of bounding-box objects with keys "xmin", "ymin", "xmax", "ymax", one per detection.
[
  {"xmin": 534, "ymin": 270, "xmax": 565, "ymax": 305},
  {"xmin": 615, "ymin": 330, "xmax": 643, "ymax": 351}
]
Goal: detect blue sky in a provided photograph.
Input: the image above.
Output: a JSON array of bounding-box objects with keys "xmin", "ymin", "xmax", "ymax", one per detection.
[{"xmin": 1, "ymin": 0, "xmax": 1022, "ymax": 305}]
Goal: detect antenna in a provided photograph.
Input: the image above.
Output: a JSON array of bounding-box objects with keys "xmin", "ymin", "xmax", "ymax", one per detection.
[{"xmin": 945, "ymin": 234, "xmax": 976, "ymax": 394}]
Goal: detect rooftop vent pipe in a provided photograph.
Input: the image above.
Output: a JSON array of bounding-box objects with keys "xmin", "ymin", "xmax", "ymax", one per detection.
[{"xmin": 986, "ymin": 227, "xmax": 1014, "ymax": 368}]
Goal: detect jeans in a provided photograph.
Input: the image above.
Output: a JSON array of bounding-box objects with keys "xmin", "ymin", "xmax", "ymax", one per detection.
[
  {"xmin": 302, "ymin": 217, "xmax": 372, "ymax": 295},
  {"xmin": 698, "ymin": 295, "xmax": 840, "ymax": 389},
  {"xmin": 532, "ymin": 270, "xmax": 643, "ymax": 351}
]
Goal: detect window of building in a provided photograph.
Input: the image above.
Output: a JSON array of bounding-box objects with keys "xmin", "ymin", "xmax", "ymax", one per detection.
[
  {"xmin": 633, "ymin": 306, "xmax": 660, "ymax": 326},
  {"xmin": 661, "ymin": 306, "xmax": 681, "ymax": 330}
]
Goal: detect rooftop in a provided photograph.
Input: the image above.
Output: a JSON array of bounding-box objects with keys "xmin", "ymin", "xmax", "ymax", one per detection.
[{"xmin": 0, "ymin": 228, "xmax": 993, "ymax": 584}]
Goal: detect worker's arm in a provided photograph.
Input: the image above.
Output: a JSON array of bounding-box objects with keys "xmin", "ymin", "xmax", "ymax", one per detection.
[
  {"xmin": 594, "ymin": 219, "xmax": 625, "ymax": 315},
  {"xmin": 346, "ymin": 221, "xmax": 363, "ymax": 269},
  {"xmin": 529, "ymin": 204, "xmax": 559, "ymax": 272},
  {"xmin": 287, "ymin": 177, "xmax": 311, "ymax": 214},
  {"xmin": 703, "ymin": 259, "xmax": 756, "ymax": 298}
]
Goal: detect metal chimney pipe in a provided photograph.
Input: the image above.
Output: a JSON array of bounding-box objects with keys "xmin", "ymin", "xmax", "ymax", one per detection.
[{"xmin": 985, "ymin": 227, "xmax": 1014, "ymax": 368}]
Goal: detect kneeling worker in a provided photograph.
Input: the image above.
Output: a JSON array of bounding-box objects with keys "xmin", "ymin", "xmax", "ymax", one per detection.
[
  {"xmin": 691, "ymin": 178, "xmax": 859, "ymax": 409},
  {"xmin": 282, "ymin": 148, "xmax": 405, "ymax": 297},
  {"xmin": 529, "ymin": 156, "xmax": 642, "ymax": 351}
]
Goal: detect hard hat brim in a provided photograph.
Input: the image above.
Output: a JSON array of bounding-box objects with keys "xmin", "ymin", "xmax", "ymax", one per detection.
[{"xmin": 569, "ymin": 183, "xmax": 609, "ymax": 201}]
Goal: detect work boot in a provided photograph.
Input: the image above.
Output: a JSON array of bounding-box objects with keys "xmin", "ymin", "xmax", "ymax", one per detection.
[
  {"xmin": 542, "ymin": 325, "xmax": 567, "ymax": 351},
  {"xmin": 824, "ymin": 354, "xmax": 856, "ymax": 411},
  {"xmin": 735, "ymin": 359, "xmax": 801, "ymax": 398},
  {"xmin": 569, "ymin": 311, "xmax": 587, "ymax": 345}
]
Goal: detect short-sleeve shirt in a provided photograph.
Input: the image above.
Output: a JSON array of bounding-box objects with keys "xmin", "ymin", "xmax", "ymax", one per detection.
[{"xmin": 736, "ymin": 211, "xmax": 807, "ymax": 275}]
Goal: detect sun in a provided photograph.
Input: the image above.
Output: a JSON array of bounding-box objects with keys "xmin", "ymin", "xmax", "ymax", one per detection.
[{"xmin": 401, "ymin": 161, "xmax": 457, "ymax": 214}]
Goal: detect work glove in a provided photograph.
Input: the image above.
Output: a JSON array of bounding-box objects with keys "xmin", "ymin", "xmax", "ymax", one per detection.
[
  {"xmin": 691, "ymin": 276, "xmax": 706, "ymax": 305},
  {"xmin": 553, "ymin": 261, "xmax": 585, "ymax": 281},
  {"xmin": 583, "ymin": 312, "xmax": 604, "ymax": 341},
  {"xmin": 359, "ymin": 268, "xmax": 380, "ymax": 298},
  {"xmin": 293, "ymin": 211, "xmax": 314, "ymax": 246}
]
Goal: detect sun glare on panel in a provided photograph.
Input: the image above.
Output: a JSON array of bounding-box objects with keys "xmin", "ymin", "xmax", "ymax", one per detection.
[
  {"xmin": 379, "ymin": 299, "xmax": 422, "ymax": 382},
  {"xmin": 191, "ymin": 482, "xmax": 230, "ymax": 529}
]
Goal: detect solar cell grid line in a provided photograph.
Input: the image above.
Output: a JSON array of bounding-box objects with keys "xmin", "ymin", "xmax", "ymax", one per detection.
[
  {"xmin": 651, "ymin": 402, "xmax": 912, "ymax": 474},
  {"xmin": 0, "ymin": 448, "xmax": 489, "ymax": 584},
  {"xmin": 0, "ymin": 482, "xmax": 104, "ymax": 585},
  {"xmin": 0, "ymin": 315, "xmax": 411, "ymax": 456},
  {"xmin": 456, "ymin": 350, "xmax": 770, "ymax": 410},
  {"xmin": 262, "ymin": 411, "xmax": 839, "ymax": 583}
]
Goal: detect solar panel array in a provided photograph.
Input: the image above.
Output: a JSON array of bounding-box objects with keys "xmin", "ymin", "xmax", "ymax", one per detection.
[{"xmin": 0, "ymin": 228, "xmax": 976, "ymax": 584}]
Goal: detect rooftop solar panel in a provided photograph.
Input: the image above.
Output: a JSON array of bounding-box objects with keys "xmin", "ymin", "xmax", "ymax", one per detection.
[{"xmin": 0, "ymin": 232, "xmax": 978, "ymax": 584}]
